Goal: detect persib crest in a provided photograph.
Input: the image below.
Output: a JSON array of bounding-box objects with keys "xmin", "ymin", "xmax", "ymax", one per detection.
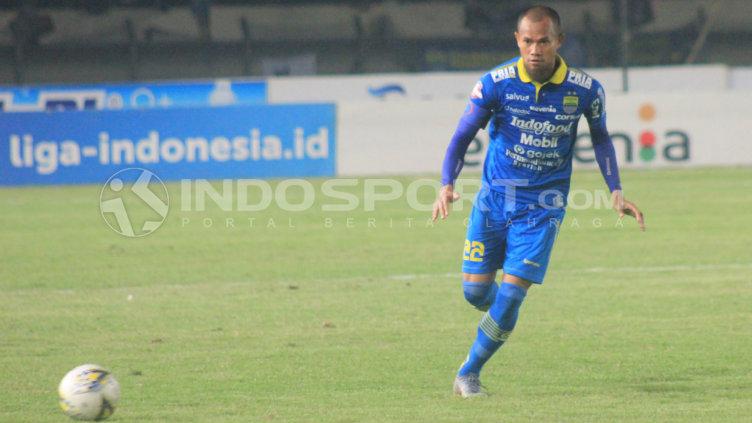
[{"xmin": 563, "ymin": 95, "xmax": 579, "ymax": 114}]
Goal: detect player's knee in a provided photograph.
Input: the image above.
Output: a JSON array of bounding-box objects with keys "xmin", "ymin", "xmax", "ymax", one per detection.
[
  {"xmin": 462, "ymin": 280, "xmax": 498, "ymax": 309},
  {"xmin": 489, "ymin": 283, "xmax": 527, "ymax": 330}
]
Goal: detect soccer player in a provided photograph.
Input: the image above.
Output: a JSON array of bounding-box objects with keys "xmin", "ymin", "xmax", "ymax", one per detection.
[{"xmin": 432, "ymin": 5, "xmax": 645, "ymax": 398}]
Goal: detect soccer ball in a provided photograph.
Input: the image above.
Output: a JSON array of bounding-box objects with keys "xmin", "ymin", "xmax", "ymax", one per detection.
[{"xmin": 58, "ymin": 364, "xmax": 120, "ymax": 421}]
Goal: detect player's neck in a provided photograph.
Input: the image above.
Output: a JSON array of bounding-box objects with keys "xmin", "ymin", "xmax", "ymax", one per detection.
[{"xmin": 528, "ymin": 57, "xmax": 560, "ymax": 84}]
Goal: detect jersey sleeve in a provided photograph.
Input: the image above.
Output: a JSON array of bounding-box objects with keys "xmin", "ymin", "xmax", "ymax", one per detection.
[
  {"xmin": 439, "ymin": 74, "xmax": 496, "ymax": 186},
  {"xmin": 469, "ymin": 73, "xmax": 500, "ymax": 113},
  {"xmin": 584, "ymin": 79, "xmax": 608, "ymax": 140},
  {"xmin": 585, "ymin": 79, "xmax": 622, "ymax": 192}
]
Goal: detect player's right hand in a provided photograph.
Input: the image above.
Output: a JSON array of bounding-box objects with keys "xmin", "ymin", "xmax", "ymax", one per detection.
[{"xmin": 432, "ymin": 185, "xmax": 461, "ymax": 222}]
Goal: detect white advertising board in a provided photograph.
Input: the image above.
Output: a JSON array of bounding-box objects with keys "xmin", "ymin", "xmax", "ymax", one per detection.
[
  {"xmin": 269, "ymin": 64, "xmax": 742, "ymax": 106},
  {"xmin": 268, "ymin": 72, "xmax": 478, "ymax": 103},
  {"xmin": 336, "ymin": 92, "xmax": 752, "ymax": 176},
  {"xmin": 337, "ymin": 100, "xmax": 468, "ymax": 176}
]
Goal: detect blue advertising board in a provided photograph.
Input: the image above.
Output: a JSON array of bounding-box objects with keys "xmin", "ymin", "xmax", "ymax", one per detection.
[
  {"xmin": 0, "ymin": 103, "xmax": 335, "ymax": 185},
  {"xmin": 0, "ymin": 79, "xmax": 266, "ymax": 112}
]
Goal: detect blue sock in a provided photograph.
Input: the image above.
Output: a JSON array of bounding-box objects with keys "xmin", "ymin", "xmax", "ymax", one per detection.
[
  {"xmin": 462, "ymin": 280, "xmax": 499, "ymax": 310},
  {"xmin": 458, "ymin": 283, "xmax": 527, "ymax": 376}
]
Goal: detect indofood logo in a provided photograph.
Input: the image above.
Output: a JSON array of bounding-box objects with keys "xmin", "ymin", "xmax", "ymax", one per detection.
[
  {"xmin": 574, "ymin": 102, "xmax": 690, "ymax": 164},
  {"xmin": 510, "ymin": 116, "xmax": 574, "ymax": 136}
]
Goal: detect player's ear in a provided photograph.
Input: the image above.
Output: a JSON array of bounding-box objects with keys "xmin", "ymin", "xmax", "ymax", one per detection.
[
  {"xmin": 552, "ymin": 32, "xmax": 564, "ymax": 50},
  {"xmin": 514, "ymin": 31, "xmax": 521, "ymax": 47}
]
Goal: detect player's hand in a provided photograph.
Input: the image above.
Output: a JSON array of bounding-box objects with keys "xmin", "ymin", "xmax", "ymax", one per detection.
[
  {"xmin": 611, "ymin": 189, "xmax": 645, "ymax": 231},
  {"xmin": 432, "ymin": 185, "xmax": 461, "ymax": 222}
]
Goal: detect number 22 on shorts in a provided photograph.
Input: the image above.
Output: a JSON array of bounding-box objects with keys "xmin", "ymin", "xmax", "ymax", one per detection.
[{"xmin": 463, "ymin": 240, "xmax": 484, "ymax": 262}]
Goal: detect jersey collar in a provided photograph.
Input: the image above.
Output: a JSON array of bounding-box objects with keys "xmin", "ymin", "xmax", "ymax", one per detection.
[
  {"xmin": 517, "ymin": 56, "xmax": 567, "ymax": 102},
  {"xmin": 517, "ymin": 55, "xmax": 568, "ymax": 85}
]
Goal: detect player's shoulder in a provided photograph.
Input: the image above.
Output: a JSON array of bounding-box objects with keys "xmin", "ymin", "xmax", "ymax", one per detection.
[
  {"xmin": 564, "ymin": 66, "xmax": 603, "ymax": 93},
  {"xmin": 481, "ymin": 57, "xmax": 520, "ymax": 85}
]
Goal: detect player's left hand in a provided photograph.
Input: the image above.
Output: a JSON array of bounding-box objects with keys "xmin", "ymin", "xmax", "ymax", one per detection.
[{"xmin": 611, "ymin": 189, "xmax": 645, "ymax": 231}]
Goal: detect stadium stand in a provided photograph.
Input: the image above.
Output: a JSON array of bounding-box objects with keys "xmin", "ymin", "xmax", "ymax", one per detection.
[{"xmin": 0, "ymin": 0, "xmax": 751, "ymax": 83}]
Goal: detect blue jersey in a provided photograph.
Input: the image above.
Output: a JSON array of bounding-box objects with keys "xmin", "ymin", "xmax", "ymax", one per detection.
[{"xmin": 470, "ymin": 56, "xmax": 608, "ymax": 204}]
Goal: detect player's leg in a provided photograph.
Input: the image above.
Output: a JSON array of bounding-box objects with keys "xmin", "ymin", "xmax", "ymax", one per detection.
[
  {"xmin": 462, "ymin": 271, "xmax": 498, "ymax": 311},
  {"xmin": 459, "ymin": 205, "xmax": 565, "ymax": 376},
  {"xmin": 456, "ymin": 274, "xmax": 530, "ymax": 382},
  {"xmin": 455, "ymin": 206, "xmax": 564, "ymax": 396},
  {"xmin": 454, "ymin": 193, "xmax": 507, "ymax": 397},
  {"xmin": 501, "ymin": 273, "xmax": 532, "ymax": 289},
  {"xmin": 460, "ymin": 191, "xmax": 505, "ymax": 311},
  {"xmin": 456, "ymin": 269, "xmax": 508, "ymax": 397}
]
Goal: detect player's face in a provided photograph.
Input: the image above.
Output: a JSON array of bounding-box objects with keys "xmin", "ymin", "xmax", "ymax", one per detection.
[{"xmin": 515, "ymin": 17, "xmax": 563, "ymax": 82}]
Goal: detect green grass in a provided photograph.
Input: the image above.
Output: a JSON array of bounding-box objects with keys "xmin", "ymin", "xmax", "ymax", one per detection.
[{"xmin": 1, "ymin": 167, "xmax": 751, "ymax": 422}]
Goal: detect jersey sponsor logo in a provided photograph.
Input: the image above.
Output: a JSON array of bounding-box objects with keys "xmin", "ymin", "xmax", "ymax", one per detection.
[
  {"xmin": 530, "ymin": 104, "xmax": 556, "ymax": 113},
  {"xmin": 513, "ymin": 144, "xmax": 562, "ymax": 160},
  {"xmin": 563, "ymin": 96, "xmax": 579, "ymax": 114},
  {"xmin": 505, "ymin": 92, "xmax": 529, "ymax": 102},
  {"xmin": 590, "ymin": 87, "xmax": 605, "ymax": 118},
  {"xmin": 504, "ymin": 105, "xmax": 530, "ymax": 115},
  {"xmin": 590, "ymin": 98, "xmax": 602, "ymax": 118},
  {"xmin": 520, "ymin": 133, "xmax": 559, "ymax": 148},
  {"xmin": 510, "ymin": 116, "xmax": 575, "ymax": 136},
  {"xmin": 567, "ymin": 71, "xmax": 593, "ymax": 89},
  {"xmin": 555, "ymin": 114, "xmax": 579, "ymax": 121},
  {"xmin": 491, "ymin": 65, "xmax": 516, "ymax": 82},
  {"xmin": 471, "ymin": 82, "xmax": 483, "ymax": 99},
  {"xmin": 523, "ymin": 258, "xmax": 541, "ymax": 267},
  {"xmin": 505, "ymin": 147, "xmax": 563, "ymax": 171}
]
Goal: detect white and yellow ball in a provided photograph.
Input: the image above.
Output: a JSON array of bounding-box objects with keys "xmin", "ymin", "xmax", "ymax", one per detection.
[{"xmin": 58, "ymin": 364, "xmax": 120, "ymax": 421}]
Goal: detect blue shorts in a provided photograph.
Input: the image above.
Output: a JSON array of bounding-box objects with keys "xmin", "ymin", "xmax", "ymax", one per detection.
[{"xmin": 462, "ymin": 189, "xmax": 565, "ymax": 284}]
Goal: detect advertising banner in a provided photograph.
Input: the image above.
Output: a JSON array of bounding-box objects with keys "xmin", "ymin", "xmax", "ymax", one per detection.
[
  {"xmin": 268, "ymin": 65, "xmax": 737, "ymax": 105},
  {"xmin": 268, "ymin": 73, "xmax": 478, "ymax": 103},
  {"xmin": 336, "ymin": 92, "xmax": 751, "ymax": 176},
  {"xmin": 0, "ymin": 79, "xmax": 267, "ymax": 112},
  {"xmin": 0, "ymin": 104, "xmax": 335, "ymax": 185}
]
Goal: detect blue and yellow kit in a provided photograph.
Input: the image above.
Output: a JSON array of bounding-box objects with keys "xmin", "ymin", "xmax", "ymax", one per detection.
[
  {"xmin": 470, "ymin": 55, "xmax": 610, "ymax": 205},
  {"xmin": 459, "ymin": 56, "xmax": 614, "ymax": 283}
]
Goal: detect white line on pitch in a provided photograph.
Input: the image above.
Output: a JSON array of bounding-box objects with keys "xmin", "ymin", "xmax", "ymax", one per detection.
[{"xmin": 386, "ymin": 262, "xmax": 752, "ymax": 281}]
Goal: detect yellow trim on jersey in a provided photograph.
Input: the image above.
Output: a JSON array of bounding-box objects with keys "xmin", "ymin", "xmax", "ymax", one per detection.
[{"xmin": 517, "ymin": 55, "xmax": 568, "ymax": 102}]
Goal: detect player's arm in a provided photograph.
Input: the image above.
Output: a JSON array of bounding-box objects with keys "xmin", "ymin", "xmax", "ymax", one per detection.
[
  {"xmin": 586, "ymin": 83, "xmax": 645, "ymax": 231},
  {"xmin": 433, "ymin": 102, "xmax": 492, "ymax": 221},
  {"xmin": 433, "ymin": 79, "xmax": 495, "ymax": 221}
]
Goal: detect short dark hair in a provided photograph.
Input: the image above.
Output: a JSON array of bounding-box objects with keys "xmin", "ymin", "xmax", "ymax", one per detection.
[{"xmin": 517, "ymin": 5, "xmax": 562, "ymax": 35}]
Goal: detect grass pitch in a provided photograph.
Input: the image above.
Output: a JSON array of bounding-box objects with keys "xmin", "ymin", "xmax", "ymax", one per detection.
[{"xmin": 1, "ymin": 167, "xmax": 751, "ymax": 422}]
